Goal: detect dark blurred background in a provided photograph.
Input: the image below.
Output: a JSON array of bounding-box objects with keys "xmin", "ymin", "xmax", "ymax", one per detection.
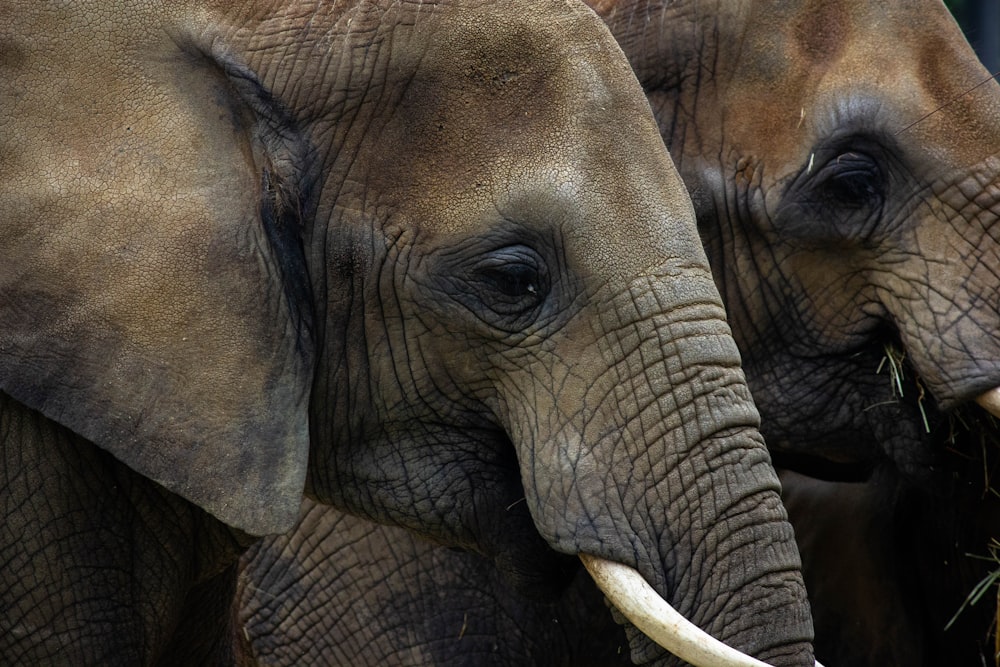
[{"xmin": 946, "ymin": 0, "xmax": 999, "ymax": 72}]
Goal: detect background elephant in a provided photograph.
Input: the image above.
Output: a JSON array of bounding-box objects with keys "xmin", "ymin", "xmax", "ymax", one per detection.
[
  {"xmin": 240, "ymin": 0, "xmax": 1000, "ymax": 665},
  {"xmin": 0, "ymin": 1, "xmax": 815, "ymax": 666},
  {"xmin": 594, "ymin": 0, "xmax": 1000, "ymax": 664}
]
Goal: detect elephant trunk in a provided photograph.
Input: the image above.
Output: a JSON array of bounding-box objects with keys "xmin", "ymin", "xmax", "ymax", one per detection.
[
  {"xmin": 576, "ymin": 430, "xmax": 818, "ymax": 667},
  {"xmin": 512, "ymin": 267, "xmax": 815, "ymax": 666},
  {"xmin": 609, "ymin": 425, "xmax": 813, "ymax": 667}
]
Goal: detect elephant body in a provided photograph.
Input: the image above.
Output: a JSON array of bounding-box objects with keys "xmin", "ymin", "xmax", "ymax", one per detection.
[
  {"xmin": 0, "ymin": 1, "xmax": 814, "ymax": 665},
  {"xmin": 239, "ymin": 498, "xmax": 631, "ymax": 667},
  {"xmin": 240, "ymin": 0, "xmax": 1000, "ymax": 664},
  {"xmin": 1, "ymin": 392, "xmax": 251, "ymax": 665}
]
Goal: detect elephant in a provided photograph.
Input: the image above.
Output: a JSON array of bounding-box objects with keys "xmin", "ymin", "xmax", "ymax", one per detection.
[
  {"xmin": 239, "ymin": 0, "xmax": 1000, "ymax": 665},
  {"xmin": 0, "ymin": 1, "xmax": 817, "ymax": 666},
  {"xmin": 597, "ymin": 0, "xmax": 1000, "ymax": 663}
]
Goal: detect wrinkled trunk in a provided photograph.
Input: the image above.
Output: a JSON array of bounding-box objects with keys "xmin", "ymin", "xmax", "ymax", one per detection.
[{"xmin": 507, "ymin": 264, "xmax": 815, "ymax": 666}]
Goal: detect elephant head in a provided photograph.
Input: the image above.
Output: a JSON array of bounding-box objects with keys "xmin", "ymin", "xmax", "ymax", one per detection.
[
  {"xmin": 589, "ymin": 0, "xmax": 1000, "ymax": 662},
  {"xmin": 0, "ymin": 1, "xmax": 814, "ymax": 664}
]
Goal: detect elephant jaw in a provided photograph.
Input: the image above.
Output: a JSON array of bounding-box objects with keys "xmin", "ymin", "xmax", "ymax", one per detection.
[
  {"xmin": 976, "ymin": 387, "xmax": 1000, "ymax": 419},
  {"xmin": 580, "ymin": 555, "xmax": 825, "ymax": 667}
]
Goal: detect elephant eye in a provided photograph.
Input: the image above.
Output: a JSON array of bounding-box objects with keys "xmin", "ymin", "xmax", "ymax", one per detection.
[
  {"xmin": 480, "ymin": 263, "xmax": 540, "ymax": 298},
  {"xmin": 469, "ymin": 245, "xmax": 549, "ymax": 321},
  {"xmin": 814, "ymin": 151, "xmax": 885, "ymax": 211},
  {"xmin": 775, "ymin": 140, "xmax": 889, "ymax": 243}
]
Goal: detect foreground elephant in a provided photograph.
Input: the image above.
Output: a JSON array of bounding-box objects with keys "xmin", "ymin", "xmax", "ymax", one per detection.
[
  {"xmin": 241, "ymin": 0, "xmax": 1000, "ymax": 664},
  {"xmin": 0, "ymin": 1, "xmax": 816, "ymax": 665}
]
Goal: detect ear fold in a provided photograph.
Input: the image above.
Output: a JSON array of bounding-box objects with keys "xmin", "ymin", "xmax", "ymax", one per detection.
[{"xmin": 0, "ymin": 31, "xmax": 314, "ymax": 536}]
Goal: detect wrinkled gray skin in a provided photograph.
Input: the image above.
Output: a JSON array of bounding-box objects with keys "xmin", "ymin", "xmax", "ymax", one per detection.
[
  {"xmin": 242, "ymin": 0, "xmax": 1000, "ymax": 665},
  {"xmin": 0, "ymin": 1, "xmax": 815, "ymax": 666},
  {"xmin": 239, "ymin": 499, "xmax": 633, "ymax": 667}
]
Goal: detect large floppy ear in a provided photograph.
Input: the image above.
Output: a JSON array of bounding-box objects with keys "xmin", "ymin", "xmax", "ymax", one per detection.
[{"xmin": 0, "ymin": 23, "xmax": 314, "ymax": 536}]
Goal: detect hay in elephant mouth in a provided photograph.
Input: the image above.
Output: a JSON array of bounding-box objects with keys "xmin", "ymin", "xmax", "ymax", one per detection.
[
  {"xmin": 879, "ymin": 341, "xmax": 1000, "ymax": 641},
  {"xmin": 878, "ymin": 342, "xmax": 931, "ymax": 433},
  {"xmin": 877, "ymin": 340, "xmax": 1000, "ymax": 493}
]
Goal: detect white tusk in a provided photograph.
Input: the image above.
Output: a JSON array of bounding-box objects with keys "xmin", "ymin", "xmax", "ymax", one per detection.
[
  {"xmin": 580, "ymin": 554, "xmax": 826, "ymax": 667},
  {"xmin": 976, "ymin": 387, "xmax": 1000, "ymax": 419}
]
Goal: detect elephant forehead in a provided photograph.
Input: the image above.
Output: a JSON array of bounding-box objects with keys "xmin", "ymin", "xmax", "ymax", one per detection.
[
  {"xmin": 351, "ymin": 2, "xmax": 695, "ymax": 260},
  {"xmin": 366, "ymin": 106, "xmax": 699, "ymax": 283},
  {"xmin": 725, "ymin": 0, "xmax": 999, "ymax": 160},
  {"xmin": 389, "ymin": 5, "xmax": 645, "ymax": 146}
]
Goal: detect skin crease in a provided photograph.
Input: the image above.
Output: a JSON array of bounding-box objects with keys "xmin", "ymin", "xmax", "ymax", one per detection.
[
  {"xmin": 0, "ymin": 1, "xmax": 815, "ymax": 666},
  {"xmin": 240, "ymin": 1, "xmax": 1000, "ymax": 665}
]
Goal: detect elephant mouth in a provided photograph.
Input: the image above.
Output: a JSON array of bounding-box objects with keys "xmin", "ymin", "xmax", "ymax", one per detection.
[
  {"xmin": 753, "ymin": 334, "xmax": 1000, "ymax": 484},
  {"xmin": 769, "ymin": 338, "xmax": 1000, "ymax": 487},
  {"xmin": 484, "ymin": 540, "xmax": 580, "ymax": 601},
  {"xmin": 770, "ymin": 394, "xmax": 1000, "ymax": 488}
]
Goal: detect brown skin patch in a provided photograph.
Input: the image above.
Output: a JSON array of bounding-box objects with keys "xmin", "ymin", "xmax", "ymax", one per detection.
[{"xmin": 792, "ymin": 0, "xmax": 849, "ymax": 65}]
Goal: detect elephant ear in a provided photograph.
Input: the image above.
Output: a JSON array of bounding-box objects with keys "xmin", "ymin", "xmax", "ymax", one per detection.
[{"xmin": 0, "ymin": 34, "xmax": 314, "ymax": 536}]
